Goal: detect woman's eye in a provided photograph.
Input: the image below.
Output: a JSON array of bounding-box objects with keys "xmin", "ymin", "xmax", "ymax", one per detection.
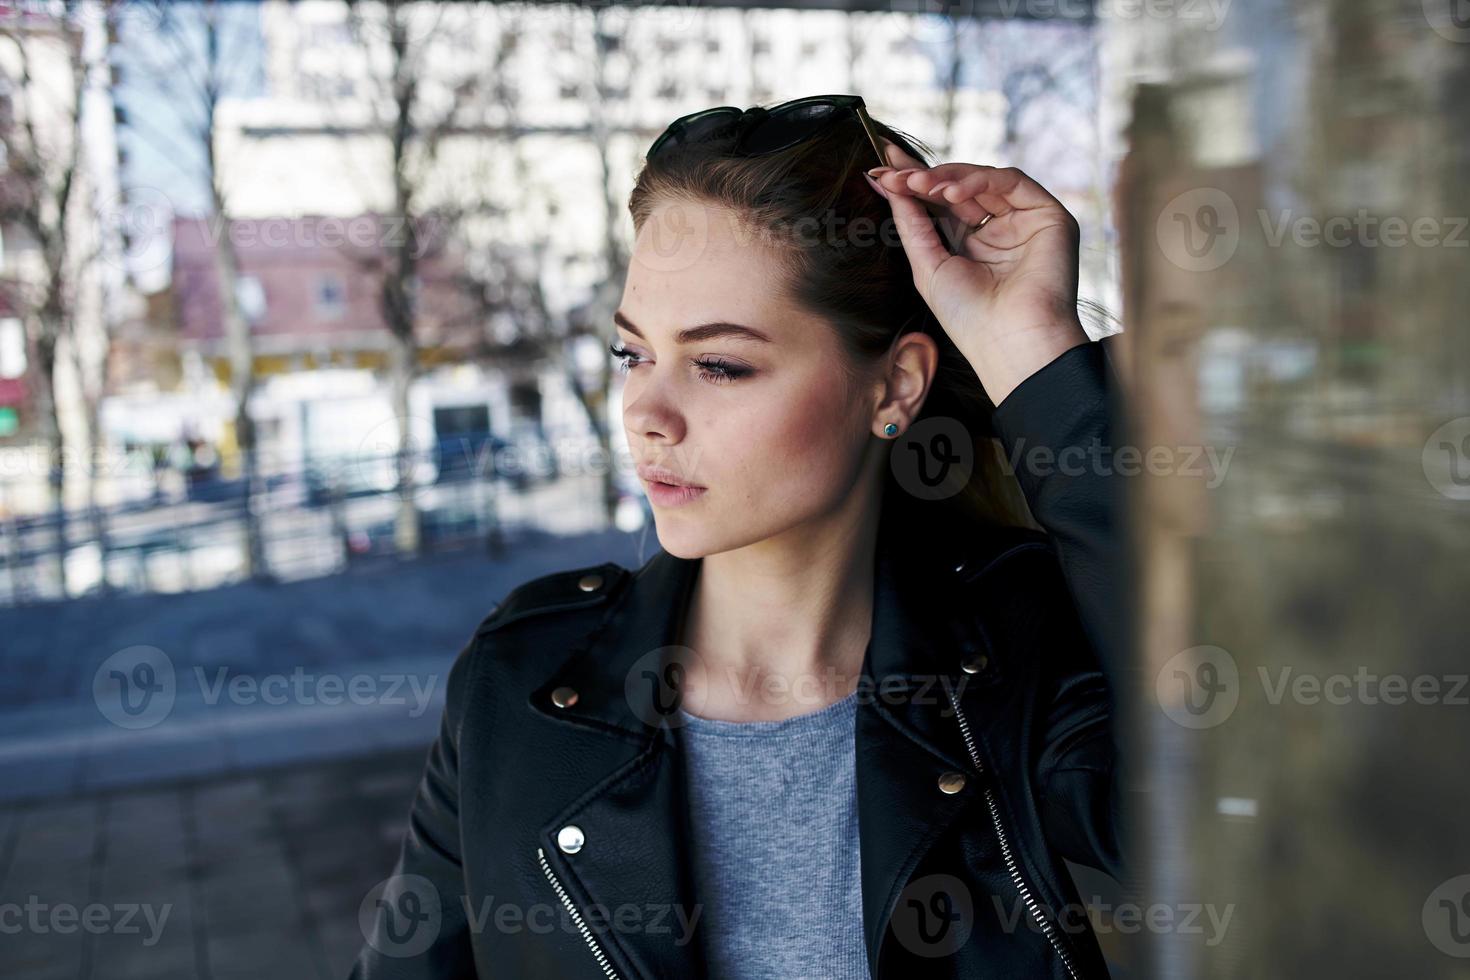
[
  {"xmin": 609, "ymin": 342, "xmax": 750, "ymax": 384},
  {"xmin": 691, "ymin": 357, "xmax": 752, "ymax": 384},
  {"xmin": 608, "ymin": 342, "xmax": 644, "ymax": 372}
]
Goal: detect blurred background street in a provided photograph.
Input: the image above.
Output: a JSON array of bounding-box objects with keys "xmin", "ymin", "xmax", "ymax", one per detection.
[
  {"xmin": 0, "ymin": 526, "xmax": 647, "ymax": 803},
  {"xmin": 1, "ymin": 526, "xmax": 648, "ymax": 980}
]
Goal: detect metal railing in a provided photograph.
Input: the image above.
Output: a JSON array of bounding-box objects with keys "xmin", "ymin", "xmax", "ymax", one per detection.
[{"xmin": 0, "ymin": 442, "xmax": 621, "ymax": 606}]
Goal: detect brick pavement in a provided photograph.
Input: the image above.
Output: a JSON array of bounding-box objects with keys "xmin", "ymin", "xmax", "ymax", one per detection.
[{"xmin": 0, "ymin": 746, "xmax": 428, "ymax": 980}]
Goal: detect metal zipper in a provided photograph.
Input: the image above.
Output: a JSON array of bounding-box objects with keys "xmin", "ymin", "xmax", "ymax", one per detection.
[
  {"xmin": 945, "ymin": 687, "xmax": 1084, "ymax": 980},
  {"xmin": 537, "ymin": 846, "xmax": 622, "ymax": 979}
]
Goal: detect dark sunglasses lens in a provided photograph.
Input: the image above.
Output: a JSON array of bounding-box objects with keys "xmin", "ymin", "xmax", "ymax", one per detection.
[
  {"xmin": 652, "ymin": 108, "xmax": 741, "ymax": 157},
  {"xmin": 740, "ymin": 101, "xmax": 845, "ymax": 154}
]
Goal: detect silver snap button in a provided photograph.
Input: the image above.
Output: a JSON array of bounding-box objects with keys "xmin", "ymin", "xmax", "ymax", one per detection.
[
  {"xmin": 960, "ymin": 652, "xmax": 989, "ymax": 675},
  {"xmin": 557, "ymin": 825, "xmax": 585, "ymax": 854},
  {"xmin": 937, "ymin": 771, "xmax": 967, "ymax": 795},
  {"xmin": 551, "ymin": 686, "xmax": 579, "ymax": 708},
  {"xmin": 578, "ymin": 573, "xmax": 603, "ymax": 592}
]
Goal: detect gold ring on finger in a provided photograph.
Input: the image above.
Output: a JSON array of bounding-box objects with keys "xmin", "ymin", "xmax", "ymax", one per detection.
[{"xmin": 970, "ymin": 213, "xmax": 995, "ymax": 234}]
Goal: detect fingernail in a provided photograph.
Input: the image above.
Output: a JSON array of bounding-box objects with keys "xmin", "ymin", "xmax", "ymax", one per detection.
[
  {"xmin": 863, "ymin": 173, "xmax": 890, "ymax": 199},
  {"xmin": 866, "ymin": 166, "xmax": 895, "ymax": 178},
  {"xmin": 928, "ymin": 180, "xmax": 956, "ymax": 196},
  {"xmin": 893, "ymin": 168, "xmax": 920, "ymax": 178}
]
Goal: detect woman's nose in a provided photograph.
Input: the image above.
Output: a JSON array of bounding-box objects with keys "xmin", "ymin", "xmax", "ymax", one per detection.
[{"xmin": 621, "ymin": 375, "xmax": 686, "ymax": 444}]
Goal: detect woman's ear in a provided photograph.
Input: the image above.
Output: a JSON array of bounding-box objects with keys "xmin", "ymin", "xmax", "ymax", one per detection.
[{"xmin": 873, "ymin": 331, "xmax": 939, "ymax": 433}]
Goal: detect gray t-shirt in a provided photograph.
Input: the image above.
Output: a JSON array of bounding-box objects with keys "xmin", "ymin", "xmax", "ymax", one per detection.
[{"xmin": 674, "ymin": 691, "xmax": 871, "ymax": 980}]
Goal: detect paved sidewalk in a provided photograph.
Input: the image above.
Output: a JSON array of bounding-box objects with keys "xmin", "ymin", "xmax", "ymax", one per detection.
[
  {"xmin": 0, "ymin": 526, "xmax": 654, "ymax": 804},
  {"xmin": 0, "ymin": 745, "xmax": 430, "ymax": 980}
]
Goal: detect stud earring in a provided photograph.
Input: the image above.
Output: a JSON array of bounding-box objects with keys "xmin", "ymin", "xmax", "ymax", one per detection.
[{"xmin": 883, "ymin": 422, "xmax": 899, "ymax": 437}]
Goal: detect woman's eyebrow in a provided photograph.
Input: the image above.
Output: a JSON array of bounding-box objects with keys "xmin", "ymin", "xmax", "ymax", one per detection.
[{"xmin": 614, "ymin": 310, "xmax": 772, "ymax": 345}]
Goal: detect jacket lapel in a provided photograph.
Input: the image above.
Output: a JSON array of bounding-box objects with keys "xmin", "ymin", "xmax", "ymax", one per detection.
[
  {"xmin": 854, "ymin": 525, "xmax": 992, "ymax": 976},
  {"xmin": 526, "ymin": 522, "xmax": 993, "ymax": 980},
  {"xmin": 525, "ymin": 548, "xmax": 705, "ymax": 979}
]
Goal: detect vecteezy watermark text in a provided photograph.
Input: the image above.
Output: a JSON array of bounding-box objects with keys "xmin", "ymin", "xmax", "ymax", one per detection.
[
  {"xmin": 999, "ymin": 436, "xmax": 1235, "ymax": 488},
  {"xmin": 0, "ymin": 897, "xmax": 172, "ymax": 946},
  {"xmin": 196, "ymin": 667, "xmax": 439, "ymax": 717}
]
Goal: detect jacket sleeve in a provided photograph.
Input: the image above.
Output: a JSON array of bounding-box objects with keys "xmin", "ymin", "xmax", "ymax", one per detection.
[
  {"xmin": 986, "ymin": 338, "xmax": 1135, "ymax": 883},
  {"xmin": 348, "ymin": 626, "xmax": 483, "ymax": 979}
]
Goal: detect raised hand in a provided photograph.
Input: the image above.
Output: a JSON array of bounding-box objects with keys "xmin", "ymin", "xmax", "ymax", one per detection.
[{"xmin": 866, "ymin": 141, "xmax": 1090, "ymax": 405}]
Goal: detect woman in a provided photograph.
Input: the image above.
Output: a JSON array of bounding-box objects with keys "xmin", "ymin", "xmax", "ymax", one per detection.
[{"xmin": 351, "ymin": 95, "xmax": 1131, "ymax": 980}]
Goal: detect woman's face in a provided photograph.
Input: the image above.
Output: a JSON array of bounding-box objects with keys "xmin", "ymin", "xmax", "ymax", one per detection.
[{"xmin": 615, "ymin": 200, "xmax": 882, "ymax": 559}]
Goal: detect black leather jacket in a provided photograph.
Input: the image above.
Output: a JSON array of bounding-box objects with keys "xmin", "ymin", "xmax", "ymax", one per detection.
[{"xmin": 350, "ymin": 339, "xmax": 1132, "ymax": 980}]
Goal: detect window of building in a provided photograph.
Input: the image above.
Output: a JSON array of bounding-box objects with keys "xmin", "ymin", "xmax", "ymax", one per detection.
[
  {"xmin": 0, "ymin": 317, "xmax": 24, "ymax": 378},
  {"xmin": 314, "ymin": 274, "xmax": 346, "ymax": 320},
  {"xmin": 309, "ymin": 21, "xmax": 352, "ymax": 47},
  {"xmin": 235, "ymin": 275, "xmax": 267, "ymax": 325}
]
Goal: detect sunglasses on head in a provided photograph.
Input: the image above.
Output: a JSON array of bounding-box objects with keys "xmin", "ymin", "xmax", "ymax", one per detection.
[{"xmin": 646, "ymin": 94, "xmax": 889, "ymax": 167}]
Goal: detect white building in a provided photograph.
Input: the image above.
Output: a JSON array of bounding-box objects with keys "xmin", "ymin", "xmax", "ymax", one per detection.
[{"xmin": 220, "ymin": 0, "xmax": 1009, "ymax": 317}]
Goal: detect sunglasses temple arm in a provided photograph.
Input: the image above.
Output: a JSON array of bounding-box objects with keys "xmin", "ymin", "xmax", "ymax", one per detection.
[{"xmin": 854, "ymin": 106, "xmax": 889, "ymax": 168}]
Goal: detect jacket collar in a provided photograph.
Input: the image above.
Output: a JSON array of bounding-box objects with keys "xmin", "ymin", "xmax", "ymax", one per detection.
[
  {"xmin": 529, "ymin": 515, "xmax": 979, "ymax": 739},
  {"xmin": 527, "ymin": 516, "xmax": 995, "ymax": 979}
]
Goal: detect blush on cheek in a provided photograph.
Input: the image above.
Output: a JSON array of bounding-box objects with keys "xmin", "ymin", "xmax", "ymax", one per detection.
[
  {"xmin": 783, "ymin": 376, "xmax": 863, "ymax": 455},
  {"xmin": 746, "ymin": 385, "xmax": 863, "ymax": 512}
]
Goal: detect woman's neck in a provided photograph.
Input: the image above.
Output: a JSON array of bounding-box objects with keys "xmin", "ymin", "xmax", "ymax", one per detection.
[{"xmin": 676, "ymin": 516, "xmax": 881, "ymax": 724}]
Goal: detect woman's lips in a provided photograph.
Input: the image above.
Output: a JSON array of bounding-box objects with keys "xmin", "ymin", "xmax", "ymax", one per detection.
[
  {"xmin": 644, "ymin": 480, "xmax": 708, "ymax": 507},
  {"xmin": 635, "ymin": 462, "xmax": 705, "ymax": 507}
]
